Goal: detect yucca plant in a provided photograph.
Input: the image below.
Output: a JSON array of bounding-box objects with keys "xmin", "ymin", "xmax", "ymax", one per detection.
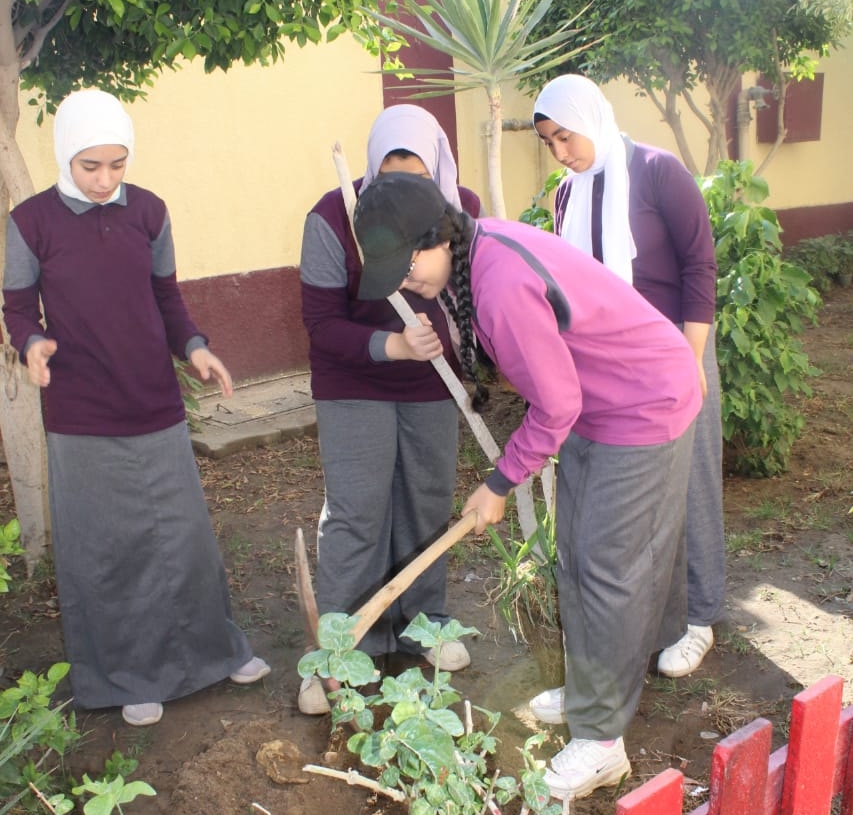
[{"xmin": 359, "ymin": 0, "xmax": 600, "ymax": 217}]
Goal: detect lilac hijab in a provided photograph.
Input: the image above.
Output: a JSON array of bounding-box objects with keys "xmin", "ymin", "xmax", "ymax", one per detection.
[{"xmin": 361, "ymin": 105, "xmax": 462, "ymax": 209}]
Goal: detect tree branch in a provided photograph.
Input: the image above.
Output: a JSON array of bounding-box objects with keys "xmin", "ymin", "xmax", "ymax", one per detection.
[{"xmin": 16, "ymin": 0, "xmax": 71, "ymax": 70}]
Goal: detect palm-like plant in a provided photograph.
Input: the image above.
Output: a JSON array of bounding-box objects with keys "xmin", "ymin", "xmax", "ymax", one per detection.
[{"xmin": 360, "ymin": 0, "xmax": 598, "ymax": 217}]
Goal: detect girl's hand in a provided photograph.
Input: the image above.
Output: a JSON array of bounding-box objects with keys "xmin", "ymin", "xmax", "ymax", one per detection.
[
  {"xmin": 696, "ymin": 357, "xmax": 708, "ymax": 399},
  {"xmin": 189, "ymin": 347, "xmax": 234, "ymax": 398},
  {"xmin": 463, "ymin": 483, "xmax": 507, "ymax": 534},
  {"xmin": 25, "ymin": 339, "xmax": 58, "ymax": 388},
  {"xmin": 385, "ymin": 313, "xmax": 443, "ymax": 361}
]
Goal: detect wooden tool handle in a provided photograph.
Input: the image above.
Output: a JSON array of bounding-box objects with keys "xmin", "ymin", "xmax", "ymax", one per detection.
[{"xmin": 349, "ymin": 511, "xmax": 478, "ymax": 646}]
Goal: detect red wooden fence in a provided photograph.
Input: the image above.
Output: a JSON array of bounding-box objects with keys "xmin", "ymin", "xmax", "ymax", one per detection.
[{"xmin": 616, "ymin": 675, "xmax": 853, "ymax": 815}]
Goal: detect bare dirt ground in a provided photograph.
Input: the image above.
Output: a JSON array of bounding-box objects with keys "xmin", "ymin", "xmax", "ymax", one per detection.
[{"xmin": 1, "ymin": 285, "xmax": 851, "ymax": 815}]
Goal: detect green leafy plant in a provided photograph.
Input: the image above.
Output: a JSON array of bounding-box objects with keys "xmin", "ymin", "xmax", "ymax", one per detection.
[
  {"xmin": 518, "ymin": 167, "xmax": 567, "ymax": 231},
  {"xmin": 0, "ymin": 662, "xmax": 79, "ymax": 814},
  {"xmin": 700, "ymin": 160, "xmax": 822, "ymax": 476},
  {"xmin": 298, "ymin": 613, "xmax": 561, "ymax": 815},
  {"xmin": 0, "ymin": 556, "xmax": 155, "ymax": 815},
  {"xmin": 486, "ymin": 506, "xmax": 560, "ymax": 643},
  {"xmin": 785, "ymin": 231, "xmax": 853, "ymax": 292},
  {"xmin": 0, "ymin": 518, "xmax": 23, "ymax": 593},
  {"xmin": 72, "ymin": 773, "xmax": 155, "ymax": 815},
  {"xmin": 172, "ymin": 357, "xmax": 204, "ymax": 431}
]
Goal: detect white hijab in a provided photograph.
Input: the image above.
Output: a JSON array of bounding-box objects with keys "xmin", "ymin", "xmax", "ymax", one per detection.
[
  {"xmin": 361, "ymin": 104, "xmax": 462, "ymax": 209},
  {"xmin": 54, "ymin": 89, "xmax": 134, "ymax": 205},
  {"xmin": 533, "ymin": 75, "xmax": 635, "ymax": 283}
]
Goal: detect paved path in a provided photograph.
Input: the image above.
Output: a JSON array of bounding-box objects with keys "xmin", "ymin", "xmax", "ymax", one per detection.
[{"xmin": 190, "ymin": 372, "xmax": 315, "ymax": 459}]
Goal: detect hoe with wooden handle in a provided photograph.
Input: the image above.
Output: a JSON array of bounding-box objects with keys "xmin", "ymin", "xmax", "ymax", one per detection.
[{"xmin": 296, "ymin": 510, "xmax": 478, "ymax": 653}]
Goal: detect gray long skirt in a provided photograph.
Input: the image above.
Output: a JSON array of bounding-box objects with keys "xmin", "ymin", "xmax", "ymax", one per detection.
[{"xmin": 47, "ymin": 422, "xmax": 253, "ymax": 710}]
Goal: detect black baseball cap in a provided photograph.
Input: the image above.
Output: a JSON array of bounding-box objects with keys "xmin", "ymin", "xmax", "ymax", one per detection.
[{"xmin": 354, "ymin": 172, "xmax": 448, "ymax": 300}]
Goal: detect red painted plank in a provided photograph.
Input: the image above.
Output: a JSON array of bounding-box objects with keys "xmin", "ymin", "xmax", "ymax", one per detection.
[
  {"xmin": 839, "ymin": 705, "xmax": 853, "ymax": 815},
  {"xmin": 616, "ymin": 767, "xmax": 684, "ymax": 815},
  {"xmin": 706, "ymin": 717, "xmax": 772, "ymax": 815},
  {"xmin": 781, "ymin": 675, "xmax": 844, "ymax": 815},
  {"xmin": 763, "ymin": 745, "xmax": 788, "ymax": 815}
]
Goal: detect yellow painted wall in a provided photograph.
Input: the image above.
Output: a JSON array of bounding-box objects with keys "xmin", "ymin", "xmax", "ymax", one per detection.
[
  {"xmin": 17, "ymin": 36, "xmax": 383, "ymax": 280},
  {"xmin": 16, "ymin": 32, "xmax": 852, "ymax": 281}
]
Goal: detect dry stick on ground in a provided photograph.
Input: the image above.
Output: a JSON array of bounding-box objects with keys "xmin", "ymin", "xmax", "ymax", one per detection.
[
  {"xmin": 330, "ymin": 142, "xmax": 543, "ymax": 546},
  {"xmin": 302, "ymin": 765, "xmax": 407, "ymax": 802}
]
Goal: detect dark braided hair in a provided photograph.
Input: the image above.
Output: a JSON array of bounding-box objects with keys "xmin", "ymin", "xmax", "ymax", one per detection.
[{"xmin": 414, "ymin": 205, "xmax": 490, "ymax": 413}]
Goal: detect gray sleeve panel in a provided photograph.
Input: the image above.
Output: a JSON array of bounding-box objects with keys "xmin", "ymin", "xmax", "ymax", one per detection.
[
  {"xmin": 151, "ymin": 211, "xmax": 177, "ymax": 278},
  {"xmin": 300, "ymin": 212, "xmax": 348, "ymax": 288},
  {"xmin": 3, "ymin": 218, "xmax": 40, "ymax": 290},
  {"xmin": 369, "ymin": 330, "xmax": 393, "ymax": 362},
  {"xmin": 185, "ymin": 335, "xmax": 208, "ymax": 358}
]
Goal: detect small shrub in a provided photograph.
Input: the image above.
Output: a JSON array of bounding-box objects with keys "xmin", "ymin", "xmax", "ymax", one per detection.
[
  {"xmin": 518, "ymin": 167, "xmax": 567, "ymax": 231},
  {"xmin": 0, "ymin": 518, "xmax": 155, "ymax": 815},
  {"xmin": 298, "ymin": 613, "xmax": 560, "ymax": 815},
  {"xmin": 785, "ymin": 232, "xmax": 853, "ymax": 292},
  {"xmin": 485, "ymin": 502, "xmax": 560, "ymax": 643},
  {"xmin": 701, "ymin": 161, "xmax": 822, "ymax": 476},
  {"xmin": 172, "ymin": 357, "xmax": 204, "ymax": 431},
  {"xmin": 0, "ymin": 518, "xmax": 23, "ymax": 593}
]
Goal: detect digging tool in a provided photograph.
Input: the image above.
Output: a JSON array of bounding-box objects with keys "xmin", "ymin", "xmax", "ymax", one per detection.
[{"xmin": 295, "ymin": 510, "xmax": 478, "ymax": 650}]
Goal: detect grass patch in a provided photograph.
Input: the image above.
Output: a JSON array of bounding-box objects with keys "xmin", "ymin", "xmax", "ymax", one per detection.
[{"xmin": 725, "ymin": 529, "xmax": 763, "ymax": 554}]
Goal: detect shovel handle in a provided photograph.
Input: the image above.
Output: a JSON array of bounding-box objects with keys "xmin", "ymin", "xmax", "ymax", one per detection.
[{"xmin": 349, "ymin": 511, "xmax": 478, "ymax": 646}]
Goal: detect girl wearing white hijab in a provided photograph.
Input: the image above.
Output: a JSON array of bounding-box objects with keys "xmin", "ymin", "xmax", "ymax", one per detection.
[
  {"xmin": 533, "ymin": 74, "xmax": 636, "ymax": 283},
  {"xmin": 297, "ymin": 104, "xmax": 483, "ymax": 715},
  {"xmin": 3, "ymin": 89, "xmax": 269, "ymax": 728},
  {"xmin": 529, "ymin": 76, "xmax": 725, "ymax": 789}
]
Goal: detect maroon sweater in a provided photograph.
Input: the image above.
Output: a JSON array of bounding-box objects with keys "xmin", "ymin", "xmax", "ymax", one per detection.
[
  {"xmin": 300, "ymin": 179, "xmax": 480, "ymax": 401},
  {"xmin": 554, "ymin": 141, "xmax": 717, "ymax": 325},
  {"xmin": 3, "ymin": 184, "xmax": 203, "ymax": 436}
]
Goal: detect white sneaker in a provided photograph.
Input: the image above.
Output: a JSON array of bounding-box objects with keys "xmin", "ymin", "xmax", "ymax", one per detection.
[
  {"xmin": 544, "ymin": 737, "xmax": 631, "ymax": 800},
  {"xmin": 657, "ymin": 625, "xmax": 714, "ymax": 678},
  {"xmin": 229, "ymin": 656, "xmax": 271, "ymax": 684},
  {"xmin": 297, "ymin": 675, "xmax": 331, "ymax": 715},
  {"xmin": 529, "ymin": 687, "xmax": 566, "ymax": 724},
  {"xmin": 122, "ymin": 702, "xmax": 163, "ymax": 727},
  {"xmin": 424, "ymin": 641, "xmax": 471, "ymax": 671}
]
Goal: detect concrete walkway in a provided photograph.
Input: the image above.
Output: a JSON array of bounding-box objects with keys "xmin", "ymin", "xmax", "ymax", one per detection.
[{"xmin": 189, "ymin": 371, "xmax": 316, "ymax": 459}]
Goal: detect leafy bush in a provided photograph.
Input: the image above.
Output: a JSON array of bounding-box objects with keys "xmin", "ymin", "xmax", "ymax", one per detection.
[
  {"xmin": 1, "ymin": 518, "xmax": 155, "ymax": 815},
  {"xmin": 518, "ymin": 167, "xmax": 567, "ymax": 231},
  {"xmin": 298, "ymin": 613, "xmax": 560, "ymax": 815},
  {"xmin": 0, "ymin": 519, "xmax": 23, "ymax": 593},
  {"xmin": 700, "ymin": 160, "xmax": 822, "ymax": 476},
  {"xmin": 785, "ymin": 231, "xmax": 853, "ymax": 292}
]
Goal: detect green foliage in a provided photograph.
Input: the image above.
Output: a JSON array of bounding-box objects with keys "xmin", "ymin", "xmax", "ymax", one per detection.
[
  {"xmin": 519, "ymin": 0, "xmax": 845, "ymax": 173},
  {"xmin": 700, "ymin": 160, "xmax": 822, "ymax": 476},
  {"xmin": 15, "ymin": 0, "xmax": 403, "ymax": 115},
  {"xmin": 72, "ymin": 774, "xmax": 156, "ymax": 815},
  {"xmin": 0, "ymin": 662, "xmax": 153, "ymax": 814},
  {"xmin": 486, "ymin": 498, "xmax": 560, "ymax": 642},
  {"xmin": 172, "ymin": 357, "xmax": 204, "ymax": 431},
  {"xmin": 785, "ymin": 230, "xmax": 853, "ymax": 293},
  {"xmin": 0, "ymin": 519, "xmax": 23, "ymax": 593},
  {"xmin": 361, "ymin": 0, "xmax": 596, "ymax": 96},
  {"xmin": 299, "ymin": 613, "xmax": 560, "ymax": 815},
  {"xmin": 518, "ymin": 168, "xmax": 567, "ymax": 231},
  {"xmin": 0, "ymin": 554, "xmax": 153, "ymax": 815}
]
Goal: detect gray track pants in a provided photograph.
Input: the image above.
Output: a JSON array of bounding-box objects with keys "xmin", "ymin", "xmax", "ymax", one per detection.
[
  {"xmin": 314, "ymin": 398, "xmax": 458, "ymax": 656},
  {"xmin": 555, "ymin": 425, "xmax": 695, "ymax": 740}
]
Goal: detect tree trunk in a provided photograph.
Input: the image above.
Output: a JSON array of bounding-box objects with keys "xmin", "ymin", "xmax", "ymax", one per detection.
[
  {"xmin": 0, "ymin": 42, "xmax": 50, "ymax": 571},
  {"xmin": 486, "ymin": 85, "xmax": 506, "ymax": 219}
]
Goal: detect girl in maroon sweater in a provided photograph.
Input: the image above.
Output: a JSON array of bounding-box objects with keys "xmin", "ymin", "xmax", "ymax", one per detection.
[{"xmin": 3, "ymin": 89, "xmax": 269, "ymax": 727}]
